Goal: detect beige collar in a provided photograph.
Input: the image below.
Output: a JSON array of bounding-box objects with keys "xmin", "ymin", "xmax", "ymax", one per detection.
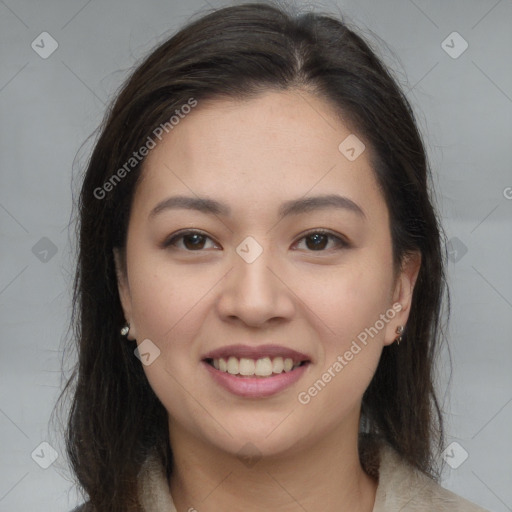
[{"xmin": 137, "ymin": 440, "xmax": 488, "ymax": 512}]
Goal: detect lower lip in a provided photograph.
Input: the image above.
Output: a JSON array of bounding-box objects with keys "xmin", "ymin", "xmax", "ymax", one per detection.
[{"xmin": 202, "ymin": 361, "xmax": 310, "ymax": 398}]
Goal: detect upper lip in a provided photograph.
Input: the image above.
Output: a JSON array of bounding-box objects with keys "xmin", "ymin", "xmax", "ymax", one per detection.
[{"xmin": 202, "ymin": 344, "xmax": 311, "ymax": 365}]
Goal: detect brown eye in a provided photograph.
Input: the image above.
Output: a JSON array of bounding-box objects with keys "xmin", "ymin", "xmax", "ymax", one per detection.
[
  {"xmin": 294, "ymin": 230, "xmax": 348, "ymax": 252},
  {"xmin": 163, "ymin": 230, "xmax": 218, "ymax": 251},
  {"xmin": 163, "ymin": 229, "xmax": 349, "ymax": 253},
  {"xmin": 305, "ymin": 233, "xmax": 328, "ymax": 250},
  {"xmin": 182, "ymin": 233, "xmax": 207, "ymax": 250}
]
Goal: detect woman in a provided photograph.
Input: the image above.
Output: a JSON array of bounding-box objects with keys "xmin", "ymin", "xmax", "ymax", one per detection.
[{"xmin": 60, "ymin": 2, "xmax": 491, "ymax": 511}]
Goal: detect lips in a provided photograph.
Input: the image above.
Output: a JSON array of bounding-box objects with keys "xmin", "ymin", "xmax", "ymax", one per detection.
[
  {"xmin": 202, "ymin": 344, "xmax": 311, "ymax": 364},
  {"xmin": 201, "ymin": 344, "xmax": 312, "ymax": 397},
  {"xmin": 202, "ymin": 344, "xmax": 311, "ymax": 376}
]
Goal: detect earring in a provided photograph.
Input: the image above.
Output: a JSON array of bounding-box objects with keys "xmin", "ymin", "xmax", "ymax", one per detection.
[
  {"xmin": 120, "ymin": 323, "xmax": 130, "ymax": 336},
  {"xmin": 395, "ymin": 325, "xmax": 404, "ymax": 345}
]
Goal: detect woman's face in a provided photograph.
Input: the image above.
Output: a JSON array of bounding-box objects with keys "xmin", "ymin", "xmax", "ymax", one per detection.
[{"xmin": 115, "ymin": 90, "xmax": 420, "ymax": 458}]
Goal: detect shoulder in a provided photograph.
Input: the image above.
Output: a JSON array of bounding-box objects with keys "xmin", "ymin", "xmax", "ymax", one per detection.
[{"xmin": 373, "ymin": 442, "xmax": 491, "ymax": 512}]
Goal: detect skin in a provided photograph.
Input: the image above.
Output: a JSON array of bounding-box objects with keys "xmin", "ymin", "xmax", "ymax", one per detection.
[{"xmin": 114, "ymin": 89, "xmax": 421, "ymax": 512}]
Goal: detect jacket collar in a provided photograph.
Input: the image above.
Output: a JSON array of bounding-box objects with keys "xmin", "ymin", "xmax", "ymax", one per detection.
[{"xmin": 135, "ymin": 438, "xmax": 482, "ymax": 512}]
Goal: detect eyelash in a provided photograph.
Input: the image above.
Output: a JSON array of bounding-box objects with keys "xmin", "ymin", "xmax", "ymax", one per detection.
[{"xmin": 162, "ymin": 229, "xmax": 350, "ymax": 252}]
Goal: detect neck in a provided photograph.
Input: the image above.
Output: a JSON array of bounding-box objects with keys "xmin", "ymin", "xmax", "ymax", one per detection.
[{"xmin": 168, "ymin": 414, "xmax": 377, "ymax": 512}]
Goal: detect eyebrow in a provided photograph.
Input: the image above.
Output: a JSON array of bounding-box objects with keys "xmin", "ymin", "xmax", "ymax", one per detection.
[{"xmin": 149, "ymin": 194, "xmax": 366, "ymax": 220}]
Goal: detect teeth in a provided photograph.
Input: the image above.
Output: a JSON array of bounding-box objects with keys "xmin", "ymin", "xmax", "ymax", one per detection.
[
  {"xmin": 272, "ymin": 357, "xmax": 284, "ymax": 374},
  {"xmin": 227, "ymin": 356, "xmax": 239, "ymax": 375},
  {"xmin": 239, "ymin": 358, "xmax": 255, "ymax": 376},
  {"xmin": 210, "ymin": 356, "xmax": 302, "ymax": 377},
  {"xmin": 255, "ymin": 357, "xmax": 273, "ymax": 376},
  {"xmin": 284, "ymin": 358, "xmax": 294, "ymax": 372}
]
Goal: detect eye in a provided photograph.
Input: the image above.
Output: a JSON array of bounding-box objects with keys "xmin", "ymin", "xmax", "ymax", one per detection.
[
  {"xmin": 162, "ymin": 229, "xmax": 349, "ymax": 252},
  {"xmin": 293, "ymin": 229, "xmax": 349, "ymax": 252},
  {"xmin": 162, "ymin": 230, "xmax": 219, "ymax": 251}
]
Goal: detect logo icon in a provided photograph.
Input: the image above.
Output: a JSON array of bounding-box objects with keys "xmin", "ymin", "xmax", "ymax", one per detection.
[
  {"xmin": 447, "ymin": 237, "xmax": 468, "ymax": 263},
  {"xmin": 442, "ymin": 441, "xmax": 469, "ymax": 469},
  {"xmin": 338, "ymin": 134, "xmax": 366, "ymax": 161},
  {"xmin": 31, "ymin": 32, "xmax": 59, "ymax": 59},
  {"xmin": 31, "ymin": 441, "xmax": 58, "ymax": 469},
  {"xmin": 134, "ymin": 339, "xmax": 161, "ymax": 366},
  {"xmin": 31, "ymin": 237, "xmax": 58, "ymax": 263},
  {"xmin": 441, "ymin": 32, "xmax": 468, "ymax": 59},
  {"xmin": 237, "ymin": 442, "xmax": 262, "ymax": 468},
  {"xmin": 236, "ymin": 236, "xmax": 263, "ymax": 264}
]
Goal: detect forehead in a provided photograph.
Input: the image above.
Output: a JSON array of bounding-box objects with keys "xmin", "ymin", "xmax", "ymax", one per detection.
[{"xmin": 133, "ymin": 90, "xmax": 387, "ymax": 226}]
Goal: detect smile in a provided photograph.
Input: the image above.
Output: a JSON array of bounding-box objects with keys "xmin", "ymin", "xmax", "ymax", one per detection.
[
  {"xmin": 201, "ymin": 344, "xmax": 312, "ymax": 398},
  {"xmin": 205, "ymin": 356, "xmax": 305, "ymax": 377}
]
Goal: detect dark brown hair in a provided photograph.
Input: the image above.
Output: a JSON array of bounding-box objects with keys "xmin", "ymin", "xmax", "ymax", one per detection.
[{"xmin": 54, "ymin": 2, "xmax": 450, "ymax": 510}]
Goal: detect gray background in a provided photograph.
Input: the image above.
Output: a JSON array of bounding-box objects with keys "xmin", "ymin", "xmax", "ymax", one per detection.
[{"xmin": 0, "ymin": 0, "xmax": 511, "ymax": 511}]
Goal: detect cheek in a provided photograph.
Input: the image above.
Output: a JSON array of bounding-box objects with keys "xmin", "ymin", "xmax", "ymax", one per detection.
[
  {"xmin": 127, "ymin": 258, "xmax": 223, "ymax": 397},
  {"xmin": 127, "ymin": 263, "xmax": 216, "ymax": 431},
  {"xmin": 293, "ymin": 269, "xmax": 390, "ymax": 428},
  {"xmin": 129, "ymin": 259, "xmax": 209, "ymax": 342},
  {"xmin": 296, "ymin": 260, "xmax": 393, "ymax": 344},
  {"xmin": 291, "ymin": 256, "xmax": 394, "ymax": 424}
]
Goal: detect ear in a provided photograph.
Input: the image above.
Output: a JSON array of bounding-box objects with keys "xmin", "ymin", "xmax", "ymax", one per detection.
[
  {"xmin": 113, "ymin": 248, "xmax": 137, "ymax": 340},
  {"xmin": 383, "ymin": 250, "xmax": 421, "ymax": 346}
]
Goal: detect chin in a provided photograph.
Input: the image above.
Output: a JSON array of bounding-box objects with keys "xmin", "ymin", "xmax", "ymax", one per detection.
[
  {"xmin": 196, "ymin": 411, "xmax": 313, "ymax": 460},
  {"xmin": 213, "ymin": 431, "xmax": 304, "ymax": 462}
]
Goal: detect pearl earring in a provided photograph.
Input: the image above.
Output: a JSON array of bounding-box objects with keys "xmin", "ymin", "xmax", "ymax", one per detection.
[
  {"xmin": 120, "ymin": 323, "xmax": 130, "ymax": 336},
  {"xmin": 395, "ymin": 325, "xmax": 404, "ymax": 345}
]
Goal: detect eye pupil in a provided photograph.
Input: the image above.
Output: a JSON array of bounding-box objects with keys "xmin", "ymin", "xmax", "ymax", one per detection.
[
  {"xmin": 184, "ymin": 234, "xmax": 205, "ymax": 250},
  {"xmin": 306, "ymin": 233, "xmax": 328, "ymax": 250}
]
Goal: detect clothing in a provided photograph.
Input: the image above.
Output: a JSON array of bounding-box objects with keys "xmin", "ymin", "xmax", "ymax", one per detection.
[{"xmin": 72, "ymin": 440, "xmax": 491, "ymax": 511}]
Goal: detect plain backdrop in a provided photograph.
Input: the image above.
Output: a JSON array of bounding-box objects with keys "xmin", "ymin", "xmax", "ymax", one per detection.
[{"xmin": 0, "ymin": 0, "xmax": 511, "ymax": 511}]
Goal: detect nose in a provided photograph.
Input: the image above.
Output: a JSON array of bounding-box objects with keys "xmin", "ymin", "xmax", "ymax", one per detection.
[{"xmin": 215, "ymin": 245, "xmax": 295, "ymax": 327}]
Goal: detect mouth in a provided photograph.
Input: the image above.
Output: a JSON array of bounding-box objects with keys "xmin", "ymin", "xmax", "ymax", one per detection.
[
  {"xmin": 200, "ymin": 344, "xmax": 311, "ymax": 398},
  {"xmin": 201, "ymin": 344, "xmax": 312, "ymax": 378},
  {"xmin": 204, "ymin": 356, "xmax": 309, "ymax": 378}
]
